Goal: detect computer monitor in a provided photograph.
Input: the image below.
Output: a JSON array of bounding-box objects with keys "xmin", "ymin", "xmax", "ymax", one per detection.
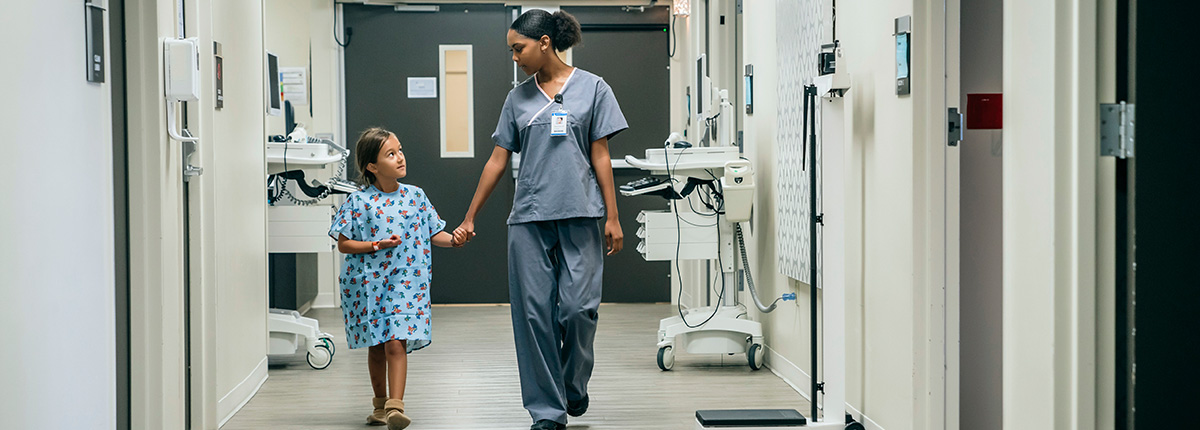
[
  {"xmin": 696, "ymin": 54, "xmax": 706, "ymax": 117},
  {"xmin": 266, "ymin": 51, "xmax": 281, "ymax": 116}
]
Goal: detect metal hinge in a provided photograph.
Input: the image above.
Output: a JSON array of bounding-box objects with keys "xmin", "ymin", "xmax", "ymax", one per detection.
[
  {"xmin": 948, "ymin": 107, "xmax": 963, "ymax": 146},
  {"xmin": 1100, "ymin": 102, "xmax": 1136, "ymax": 159}
]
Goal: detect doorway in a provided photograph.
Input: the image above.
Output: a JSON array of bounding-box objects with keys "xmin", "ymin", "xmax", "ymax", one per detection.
[
  {"xmin": 110, "ymin": 0, "xmax": 131, "ymax": 427},
  {"xmin": 1115, "ymin": 1, "xmax": 1200, "ymax": 428},
  {"xmin": 957, "ymin": 0, "xmax": 1003, "ymax": 428}
]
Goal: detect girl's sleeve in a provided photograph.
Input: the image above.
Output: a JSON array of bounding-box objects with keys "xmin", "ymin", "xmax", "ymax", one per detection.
[
  {"xmin": 492, "ymin": 93, "xmax": 521, "ymax": 153},
  {"xmin": 421, "ymin": 191, "xmax": 447, "ymax": 238},
  {"xmin": 590, "ymin": 79, "xmax": 629, "ymax": 143},
  {"xmin": 329, "ymin": 195, "xmax": 360, "ymax": 241}
]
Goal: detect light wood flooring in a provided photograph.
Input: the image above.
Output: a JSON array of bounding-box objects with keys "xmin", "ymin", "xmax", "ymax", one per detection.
[{"xmin": 221, "ymin": 303, "xmax": 808, "ymax": 430}]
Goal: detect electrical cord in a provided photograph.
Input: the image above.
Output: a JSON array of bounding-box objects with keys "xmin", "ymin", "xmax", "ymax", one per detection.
[
  {"xmin": 666, "ymin": 146, "xmax": 727, "ymax": 329},
  {"xmin": 333, "ymin": 4, "xmax": 352, "ymax": 48},
  {"xmin": 669, "ymin": 15, "xmax": 677, "ymax": 58}
]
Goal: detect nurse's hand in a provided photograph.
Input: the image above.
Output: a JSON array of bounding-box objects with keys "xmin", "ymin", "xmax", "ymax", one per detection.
[{"xmin": 605, "ymin": 218, "xmax": 623, "ymax": 255}]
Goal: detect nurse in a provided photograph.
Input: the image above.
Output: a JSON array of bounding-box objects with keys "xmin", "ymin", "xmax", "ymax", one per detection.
[{"xmin": 454, "ymin": 9, "xmax": 627, "ymax": 430}]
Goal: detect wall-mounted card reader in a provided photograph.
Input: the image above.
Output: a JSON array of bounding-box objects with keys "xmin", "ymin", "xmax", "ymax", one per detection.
[
  {"xmin": 895, "ymin": 15, "xmax": 912, "ymax": 96},
  {"xmin": 85, "ymin": 0, "xmax": 107, "ymax": 83}
]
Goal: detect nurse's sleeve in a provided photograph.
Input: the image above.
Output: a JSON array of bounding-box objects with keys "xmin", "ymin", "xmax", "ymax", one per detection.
[
  {"xmin": 492, "ymin": 94, "xmax": 520, "ymax": 153},
  {"xmin": 329, "ymin": 194, "xmax": 362, "ymax": 241},
  {"xmin": 421, "ymin": 192, "xmax": 448, "ymax": 238},
  {"xmin": 590, "ymin": 80, "xmax": 629, "ymax": 143}
]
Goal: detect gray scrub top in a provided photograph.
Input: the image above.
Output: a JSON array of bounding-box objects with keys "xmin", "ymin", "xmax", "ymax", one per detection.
[{"xmin": 492, "ymin": 68, "xmax": 628, "ymax": 225}]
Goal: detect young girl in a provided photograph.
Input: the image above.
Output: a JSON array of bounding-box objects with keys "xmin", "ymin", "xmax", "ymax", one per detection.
[
  {"xmin": 455, "ymin": 9, "xmax": 627, "ymax": 430},
  {"xmin": 329, "ymin": 127, "xmax": 465, "ymax": 430}
]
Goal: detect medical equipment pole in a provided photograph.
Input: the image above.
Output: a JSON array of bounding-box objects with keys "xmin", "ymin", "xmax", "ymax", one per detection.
[{"xmin": 806, "ymin": 84, "xmax": 821, "ymax": 422}]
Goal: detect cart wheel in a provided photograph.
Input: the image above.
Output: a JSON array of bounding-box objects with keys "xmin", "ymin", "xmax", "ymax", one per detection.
[
  {"xmin": 307, "ymin": 344, "xmax": 333, "ymax": 370},
  {"xmin": 845, "ymin": 422, "xmax": 865, "ymax": 430},
  {"xmin": 320, "ymin": 337, "xmax": 336, "ymax": 356},
  {"xmin": 747, "ymin": 344, "xmax": 764, "ymax": 370},
  {"xmin": 657, "ymin": 346, "xmax": 675, "ymax": 371}
]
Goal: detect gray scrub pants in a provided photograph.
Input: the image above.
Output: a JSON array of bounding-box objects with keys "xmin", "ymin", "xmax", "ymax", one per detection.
[{"xmin": 508, "ymin": 218, "xmax": 604, "ymax": 424}]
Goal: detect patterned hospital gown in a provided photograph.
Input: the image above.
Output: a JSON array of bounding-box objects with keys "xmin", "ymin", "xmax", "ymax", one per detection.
[{"xmin": 328, "ymin": 183, "xmax": 446, "ymax": 352}]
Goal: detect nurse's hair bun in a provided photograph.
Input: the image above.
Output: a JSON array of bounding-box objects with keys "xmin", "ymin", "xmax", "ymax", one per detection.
[
  {"xmin": 511, "ymin": 9, "xmax": 583, "ymax": 52},
  {"xmin": 551, "ymin": 11, "xmax": 582, "ymax": 51}
]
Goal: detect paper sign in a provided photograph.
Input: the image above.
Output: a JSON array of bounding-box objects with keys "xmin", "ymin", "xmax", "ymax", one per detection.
[
  {"xmin": 279, "ymin": 67, "xmax": 308, "ymax": 105},
  {"xmin": 408, "ymin": 77, "xmax": 437, "ymax": 99}
]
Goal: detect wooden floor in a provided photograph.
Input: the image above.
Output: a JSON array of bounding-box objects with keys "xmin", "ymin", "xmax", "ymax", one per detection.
[{"xmin": 222, "ymin": 303, "xmax": 808, "ymax": 430}]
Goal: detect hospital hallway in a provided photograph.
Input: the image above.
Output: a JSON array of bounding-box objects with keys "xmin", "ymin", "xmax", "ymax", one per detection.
[
  {"xmin": 221, "ymin": 304, "xmax": 807, "ymax": 430},
  {"xmin": 8, "ymin": 0, "xmax": 1200, "ymax": 430}
]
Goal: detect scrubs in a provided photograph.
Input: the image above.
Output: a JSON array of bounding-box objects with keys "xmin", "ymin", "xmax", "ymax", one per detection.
[{"xmin": 492, "ymin": 68, "xmax": 628, "ymax": 424}]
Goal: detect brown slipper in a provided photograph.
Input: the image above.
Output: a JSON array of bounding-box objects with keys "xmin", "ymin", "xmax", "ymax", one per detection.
[
  {"xmin": 366, "ymin": 397, "xmax": 387, "ymax": 426},
  {"xmin": 384, "ymin": 399, "xmax": 411, "ymax": 430}
]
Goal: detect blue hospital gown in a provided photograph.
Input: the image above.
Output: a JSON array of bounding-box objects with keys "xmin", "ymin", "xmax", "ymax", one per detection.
[{"xmin": 328, "ymin": 183, "xmax": 446, "ymax": 352}]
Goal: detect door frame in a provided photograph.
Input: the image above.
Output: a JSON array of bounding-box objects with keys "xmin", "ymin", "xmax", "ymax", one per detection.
[{"xmin": 915, "ymin": 0, "xmax": 955, "ymax": 428}]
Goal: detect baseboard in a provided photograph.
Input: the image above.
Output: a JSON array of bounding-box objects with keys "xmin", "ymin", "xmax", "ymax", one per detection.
[
  {"xmin": 311, "ymin": 291, "xmax": 338, "ymax": 309},
  {"xmin": 844, "ymin": 403, "xmax": 885, "ymax": 430},
  {"xmin": 763, "ymin": 345, "xmax": 885, "ymax": 430},
  {"xmin": 217, "ymin": 356, "xmax": 268, "ymax": 428}
]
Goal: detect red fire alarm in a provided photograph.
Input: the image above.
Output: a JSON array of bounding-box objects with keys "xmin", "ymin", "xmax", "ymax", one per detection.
[{"xmin": 967, "ymin": 93, "xmax": 1003, "ymax": 130}]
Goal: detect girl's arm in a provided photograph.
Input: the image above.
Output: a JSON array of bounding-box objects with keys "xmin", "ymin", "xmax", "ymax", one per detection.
[
  {"xmin": 589, "ymin": 137, "xmax": 623, "ymax": 255},
  {"xmin": 456, "ymin": 146, "xmax": 513, "ymax": 240},
  {"xmin": 431, "ymin": 231, "xmax": 461, "ymax": 248},
  {"xmin": 337, "ymin": 233, "xmax": 401, "ymax": 254}
]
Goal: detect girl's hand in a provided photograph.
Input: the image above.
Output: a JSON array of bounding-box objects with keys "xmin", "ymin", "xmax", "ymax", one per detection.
[
  {"xmin": 455, "ymin": 221, "xmax": 477, "ymax": 244},
  {"xmin": 604, "ymin": 218, "xmax": 623, "ymax": 255},
  {"xmin": 380, "ymin": 234, "xmax": 402, "ymax": 249},
  {"xmin": 451, "ymin": 229, "xmax": 468, "ymax": 248}
]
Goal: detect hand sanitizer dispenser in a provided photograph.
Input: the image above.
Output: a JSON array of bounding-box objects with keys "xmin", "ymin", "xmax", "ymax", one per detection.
[{"xmin": 720, "ymin": 160, "xmax": 755, "ymax": 223}]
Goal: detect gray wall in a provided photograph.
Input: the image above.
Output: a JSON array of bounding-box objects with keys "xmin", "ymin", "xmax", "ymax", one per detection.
[{"xmin": 960, "ymin": 0, "xmax": 1003, "ymax": 428}]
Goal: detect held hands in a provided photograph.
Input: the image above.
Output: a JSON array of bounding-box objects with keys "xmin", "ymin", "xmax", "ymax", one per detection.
[
  {"xmin": 605, "ymin": 218, "xmax": 623, "ymax": 256},
  {"xmin": 450, "ymin": 228, "xmax": 470, "ymax": 248},
  {"xmin": 453, "ymin": 220, "xmax": 477, "ymax": 247}
]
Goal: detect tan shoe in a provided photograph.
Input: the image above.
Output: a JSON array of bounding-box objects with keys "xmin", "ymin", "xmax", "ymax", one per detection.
[
  {"xmin": 366, "ymin": 397, "xmax": 387, "ymax": 426},
  {"xmin": 384, "ymin": 399, "xmax": 411, "ymax": 430}
]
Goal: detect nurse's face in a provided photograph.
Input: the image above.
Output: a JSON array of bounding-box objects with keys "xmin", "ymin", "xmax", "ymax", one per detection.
[
  {"xmin": 507, "ymin": 29, "xmax": 551, "ymax": 76},
  {"xmin": 368, "ymin": 135, "xmax": 406, "ymax": 180}
]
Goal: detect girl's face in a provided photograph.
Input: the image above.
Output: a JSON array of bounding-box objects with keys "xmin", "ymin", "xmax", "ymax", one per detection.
[
  {"xmin": 507, "ymin": 29, "xmax": 552, "ymax": 76},
  {"xmin": 367, "ymin": 135, "xmax": 406, "ymax": 182}
]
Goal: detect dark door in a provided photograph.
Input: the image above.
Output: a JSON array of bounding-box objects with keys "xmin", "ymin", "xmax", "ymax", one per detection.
[
  {"xmin": 568, "ymin": 6, "xmax": 672, "ymax": 303},
  {"xmin": 1117, "ymin": 1, "xmax": 1200, "ymax": 428},
  {"xmin": 345, "ymin": 5, "xmax": 673, "ymax": 304},
  {"xmin": 344, "ymin": 4, "xmax": 515, "ymax": 304}
]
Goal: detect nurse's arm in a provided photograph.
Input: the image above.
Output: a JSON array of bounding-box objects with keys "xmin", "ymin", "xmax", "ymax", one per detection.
[
  {"xmin": 589, "ymin": 137, "xmax": 624, "ymax": 255},
  {"xmin": 460, "ymin": 146, "xmax": 513, "ymax": 235}
]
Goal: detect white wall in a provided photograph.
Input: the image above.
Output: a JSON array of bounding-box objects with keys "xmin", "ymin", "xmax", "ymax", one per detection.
[
  {"xmin": 0, "ymin": 3, "xmax": 116, "ymax": 429},
  {"xmin": 121, "ymin": 0, "xmax": 272, "ymax": 427},
  {"xmin": 205, "ymin": 0, "xmax": 270, "ymax": 425},
  {"xmin": 1002, "ymin": 0, "xmax": 1101, "ymax": 428},
  {"xmin": 740, "ymin": 0, "xmax": 955, "ymax": 429}
]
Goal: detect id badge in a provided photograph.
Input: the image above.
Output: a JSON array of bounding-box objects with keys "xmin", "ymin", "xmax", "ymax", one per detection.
[{"xmin": 550, "ymin": 111, "xmax": 569, "ymax": 136}]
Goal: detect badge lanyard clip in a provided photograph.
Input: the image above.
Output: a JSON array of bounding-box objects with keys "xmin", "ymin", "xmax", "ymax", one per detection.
[{"xmin": 550, "ymin": 93, "xmax": 569, "ymax": 137}]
